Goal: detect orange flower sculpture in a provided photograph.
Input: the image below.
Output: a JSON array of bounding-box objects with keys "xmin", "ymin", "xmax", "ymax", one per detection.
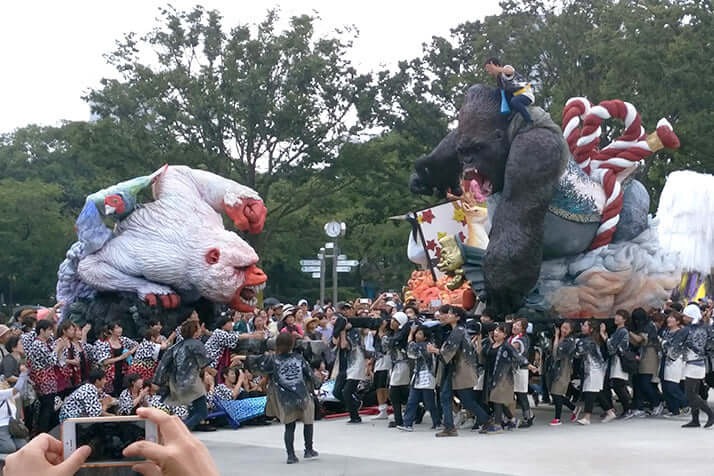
[{"xmin": 404, "ymin": 270, "xmax": 475, "ymax": 311}]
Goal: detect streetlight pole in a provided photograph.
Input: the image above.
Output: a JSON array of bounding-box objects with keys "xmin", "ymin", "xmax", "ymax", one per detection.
[
  {"xmin": 319, "ymin": 247, "xmax": 326, "ymax": 306},
  {"xmin": 332, "ymin": 239, "xmax": 339, "ymax": 305},
  {"xmin": 324, "ymin": 221, "xmax": 346, "ymax": 305}
]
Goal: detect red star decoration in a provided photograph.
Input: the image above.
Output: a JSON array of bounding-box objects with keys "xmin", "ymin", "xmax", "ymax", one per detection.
[
  {"xmin": 435, "ymin": 246, "xmax": 442, "ymax": 259},
  {"xmin": 421, "ymin": 209, "xmax": 435, "ymax": 224},
  {"xmin": 458, "ymin": 231, "xmax": 466, "ymax": 243},
  {"xmin": 426, "ymin": 239, "xmax": 437, "ymax": 251}
]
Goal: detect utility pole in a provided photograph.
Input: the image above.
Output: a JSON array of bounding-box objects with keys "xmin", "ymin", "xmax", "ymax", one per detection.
[
  {"xmin": 319, "ymin": 247, "xmax": 326, "ymax": 306},
  {"xmin": 332, "ymin": 240, "xmax": 339, "ymax": 305}
]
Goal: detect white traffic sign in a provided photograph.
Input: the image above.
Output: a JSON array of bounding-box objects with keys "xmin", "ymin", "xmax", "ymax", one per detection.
[
  {"xmin": 301, "ymin": 266, "xmax": 321, "ymax": 273},
  {"xmin": 337, "ymin": 260, "xmax": 359, "ymax": 266},
  {"xmin": 337, "ymin": 254, "xmax": 347, "ymax": 260},
  {"xmin": 336, "ymin": 266, "xmax": 352, "ymax": 272},
  {"xmin": 311, "ymin": 272, "xmax": 321, "ymax": 278},
  {"xmin": 300, "ymin": 260, "xmax": 321, "ymax": 266}
]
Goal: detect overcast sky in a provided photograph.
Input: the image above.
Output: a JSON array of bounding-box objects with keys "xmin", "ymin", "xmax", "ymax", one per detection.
[{"xmin": 0, "ymin": 0, "xmax": 501, "ymax": 133}]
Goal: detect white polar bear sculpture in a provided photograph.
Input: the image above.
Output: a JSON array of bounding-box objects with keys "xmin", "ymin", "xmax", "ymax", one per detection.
[{"xmin": 77, "ymin": 165, "xmax": 268, "ymax": 312}]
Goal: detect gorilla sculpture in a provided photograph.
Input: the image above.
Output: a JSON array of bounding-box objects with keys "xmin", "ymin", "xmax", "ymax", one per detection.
[{"xmin": 410, "ymin": 85, "xmax": 651, "ymax": 315}]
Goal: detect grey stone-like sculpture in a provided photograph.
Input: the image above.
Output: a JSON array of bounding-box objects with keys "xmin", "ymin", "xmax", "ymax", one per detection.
[{"xmin": 410, "ymin": 85, "xmax": 656, "ymax": 316}]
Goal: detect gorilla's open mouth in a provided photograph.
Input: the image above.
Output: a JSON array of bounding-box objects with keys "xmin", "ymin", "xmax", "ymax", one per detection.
[
  {"xmin": 238, "ymin": 283, "xmax": 265, "ymax": 307},
  {"xmin": 463, "ymin": 167, "xmax": 493, "ymax": 198}
]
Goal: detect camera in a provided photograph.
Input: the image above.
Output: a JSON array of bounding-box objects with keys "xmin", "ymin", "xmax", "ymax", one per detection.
[
  {"xmin": 465, "ymin": 319, "xmax": 496, "ymax": 338},
  {"xmin": 465, "ymin": 319, "xmax": 481, "ymax": 338}
]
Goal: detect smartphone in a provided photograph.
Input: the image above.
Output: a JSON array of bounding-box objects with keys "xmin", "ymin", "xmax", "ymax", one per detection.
[
  {"xmin": 62, "ymin": 416, "xmax": 159, "ymax": 468},
  {"xmin": 359, "ymin": 298, "xmax": 370, "ymax": 304}
]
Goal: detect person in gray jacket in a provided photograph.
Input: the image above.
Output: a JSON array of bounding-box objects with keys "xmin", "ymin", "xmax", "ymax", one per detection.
[
  {"xmin": 660, "ymin": 311, "xmax": 688, "ymax": 416},
  {"xmin": 602, "ymin": 310, "xmax": 634, "ymax": 419},
  {"xmin": 548, "ymin": 320, "xmax": 578, "ymax": 426},
  {"xmin": 629, "ymin": 308, "xmax": 663, "ymax": 417},
  {"xmin": 247, "ymin": 333, "xmax": 320, "ymax": 464},
  {"xmin": 429, "ymin": 305, "xmax": 488, "ymax": 437},
  {"xmin": 382, "ymin": 312, "xmax": 412, "ymax": 428},
  {"xmin": 397, "ymin": 325, "xmax": 440, "ymax": 431},
  {"xmin": 574, "ymin": 320, "xmax": 616, "ymax": 425},
  {"xmin": 680, "ymin": 304, "xmax": 714, "ymax": 428}
]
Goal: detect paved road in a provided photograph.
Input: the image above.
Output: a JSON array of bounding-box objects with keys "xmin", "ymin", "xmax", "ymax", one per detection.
[
  {"xmin": 206, "ymin": 442, "xmax": 504, "ymax": 476},
  {"xmin": 198, "ymin": 405, "xmax": 714, "ymax": 476}
]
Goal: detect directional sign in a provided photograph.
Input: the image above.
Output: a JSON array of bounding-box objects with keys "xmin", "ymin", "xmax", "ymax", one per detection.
[
  {"xmin": 336, "ymin": 266, "xmax": 352, "ymax": 272},
  {"xmin": 300, "ymin": 260, "xmax": 320, "ymax": 266},
  {"xmin": 311, "ymin": 272, "xmax": 321, "ymax": 278},
  {"xmin": 337, "ymin": 260, "xmax": 359, "ymax": 266},
  {"xmin": 301, "ymin": 266, "xmax": 321, "ymax": 273},
  {"xmin": 337, "ymin": 254, "xmax": 347, "ymax": 260}
]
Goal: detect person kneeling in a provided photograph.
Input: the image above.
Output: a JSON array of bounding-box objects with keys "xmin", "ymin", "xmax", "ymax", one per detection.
[{"xmin": 247, "ymin": 333, "xmax": 320, "ymax": 464}]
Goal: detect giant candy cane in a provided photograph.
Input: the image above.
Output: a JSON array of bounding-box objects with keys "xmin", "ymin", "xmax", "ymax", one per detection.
[{"xmin": 562, "ymin": 98, "xmax": 680, "ymax": 250}]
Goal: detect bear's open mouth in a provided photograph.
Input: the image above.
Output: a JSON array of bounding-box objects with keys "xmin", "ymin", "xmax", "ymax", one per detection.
[{"xmin": 463, "ymin": 167, "xmax": 493, "ymax": 198}]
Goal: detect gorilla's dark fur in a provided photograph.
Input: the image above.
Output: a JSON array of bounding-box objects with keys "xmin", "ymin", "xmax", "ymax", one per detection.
[{"xmin": 410, "ymin": 85, "xmax": 567, "ymax": 316}]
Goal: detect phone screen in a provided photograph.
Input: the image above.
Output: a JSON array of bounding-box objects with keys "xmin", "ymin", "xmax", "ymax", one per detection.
[{"xmin": 76, "ymin": 420, "xmax": 147, "ymax": 462}]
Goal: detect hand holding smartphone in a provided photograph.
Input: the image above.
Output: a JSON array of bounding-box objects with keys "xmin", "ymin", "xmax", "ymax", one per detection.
[
  {"xmin": 62, "ymin": 416, "xmax": 159, "ymax": 468},
  {"xmin": 8, "ymin": 408, "xmax": 218, "ymax": 476}
]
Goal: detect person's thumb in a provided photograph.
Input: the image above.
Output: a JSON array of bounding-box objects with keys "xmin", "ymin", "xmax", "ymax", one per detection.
[
  {"xmin": 132, "ymin": 462, "xmax": 162, "ymax": 476},
  {"xmin": 56, "ymin": 445, "xmax": 91, "ymax": 475}
]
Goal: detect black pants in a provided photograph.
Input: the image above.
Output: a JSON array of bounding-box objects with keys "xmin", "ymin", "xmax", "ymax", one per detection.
[
  {"xmin": 333, "ymin": 353, "xmax": 348, "ymax": 403},
  {"xmin": 553, "ymin": 394, "xmax": 575, "ymax": 420},
  {"xmin": 699, "ymin": 376, "xmax": 710, "ymax": 401},
  {"xmin": 389, "ymin": 385, "xmax": 410, "ymax": 426},
  {"xmin": 284, "ymin": 422, "xmax": 313, "ymax": 456},
  {"xmin": 37, "ymin": 394, "xmax": 57, "ymax": 435},
  {"xmin": 583, "ymin": 391, "xmax": 612, "ymax": 414},
  {"xmin": 343, "ymin": 379, "xmax": 361, "ymax": 420},
  {"xmin": 633, "ymin": 373, "xmax": 661, "ymax": 410},
  {"xmin": 492, "ymin": 403, "xmax": 513, "ymax": 424},
  {"xmin": 515, "ymin": 392, "xmax": 531, "ymax": 419},
  {"xmin": 685, "ymin": 377, "xmax": 713, "ymax": 423},
  {"xmin": 610, "ymin": 378, "xmax": 631, "ymax": 413},
  {"xmin": 510, "ymin": 94, "xmax": 533, "ymax": 122}
]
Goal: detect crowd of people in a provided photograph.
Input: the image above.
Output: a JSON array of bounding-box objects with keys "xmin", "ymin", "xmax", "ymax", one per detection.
[
  {"xmin": 2, "ymin": 292, "xmax": 714, "ymax": 467},
  {"xmin": 320, "ymin": 296, "xmax": 714, "ymax": 436}
]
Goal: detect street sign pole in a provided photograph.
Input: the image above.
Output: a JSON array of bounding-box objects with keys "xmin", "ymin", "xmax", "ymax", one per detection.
[
  {"xmin": 319, "ymin": 248, "xmax": 326, "ymax": 306},
  {"xmin": 332, "ymin": 240, "xmax": 339, "ymax": 305}
]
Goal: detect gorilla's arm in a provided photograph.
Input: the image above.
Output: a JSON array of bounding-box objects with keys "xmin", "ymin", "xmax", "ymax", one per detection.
[
  {"xmin": 484, "ymin": 128, "xmax": 563, "ymax": 315},
  {"xmin": 409, "ymin": 130, "xmax": 463, "ymax": 197}
]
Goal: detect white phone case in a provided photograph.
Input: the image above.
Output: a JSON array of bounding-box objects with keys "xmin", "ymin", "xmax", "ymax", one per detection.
[{"xmin": 62, "ymin": 416, "xmax": 159, "ymax": 467}]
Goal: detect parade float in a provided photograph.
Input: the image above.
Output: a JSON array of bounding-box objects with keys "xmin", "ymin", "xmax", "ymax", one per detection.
[
  {"xmin": 406, "ymin": 84, "xmax": 688, "ymax": 319},
  {"xmin": 657, "ymin": 170, "xmax": 714, "ymax": 303},
  {"xmin": 56, "ymin": 165, "xmax": 267, "ymax": 336}
]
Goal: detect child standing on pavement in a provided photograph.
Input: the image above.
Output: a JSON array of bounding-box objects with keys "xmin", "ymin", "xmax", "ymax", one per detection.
[{"xmin": 247, "ymin": 333, "xmax": 320, "ymax": 464}]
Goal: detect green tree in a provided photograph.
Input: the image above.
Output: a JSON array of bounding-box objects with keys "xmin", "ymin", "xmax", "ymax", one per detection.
[
  {"xmin": 87, "ymin": 6, "xmax": 372, "ymax": 225},
  {"xmin": 0, "ymin": 179, "xmax": 74, "ymax": 304}
]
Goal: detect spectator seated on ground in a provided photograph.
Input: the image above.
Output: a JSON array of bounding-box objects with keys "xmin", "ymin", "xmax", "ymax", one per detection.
[
  {"xmin": 58, "ymin": 369, "xmax": 115, "ymax": 423},
  {"xmin": 118, "ymin": 373, "xmax": 149, "ymax": 415}
]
